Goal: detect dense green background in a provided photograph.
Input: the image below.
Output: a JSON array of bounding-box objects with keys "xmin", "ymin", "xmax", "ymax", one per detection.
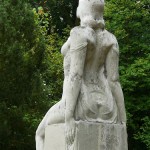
[{"xmin": 0, "ymin": 0, "xmax": 149, "ymax": 149}]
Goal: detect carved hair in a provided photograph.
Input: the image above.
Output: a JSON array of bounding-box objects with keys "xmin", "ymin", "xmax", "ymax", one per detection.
[{"xmin": 77, "ymin": 0, "xmax": 105, "ymax": 28}]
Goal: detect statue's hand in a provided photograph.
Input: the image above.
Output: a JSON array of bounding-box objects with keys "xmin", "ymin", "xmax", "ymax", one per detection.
[
  {"xmin": 120, "ymin": 111, "xmax": 127, "ymax": 125},
  {"xmin": 121, "ymin": 121, "xmax": 126, "ymax": 126},
  {"xmin": 65, "ymin": 118, "xmax": 76, "ymax": 147}
]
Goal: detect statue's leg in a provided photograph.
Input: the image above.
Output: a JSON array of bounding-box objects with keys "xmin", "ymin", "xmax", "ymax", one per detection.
[{"xmin": 35, "ymin": 100, "xmax": 65, "ymax": 150}]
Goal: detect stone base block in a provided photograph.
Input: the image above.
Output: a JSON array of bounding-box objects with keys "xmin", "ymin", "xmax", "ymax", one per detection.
[{"xmin": 44, "ymin": 121, "xmax": 128, "ymax": 150}]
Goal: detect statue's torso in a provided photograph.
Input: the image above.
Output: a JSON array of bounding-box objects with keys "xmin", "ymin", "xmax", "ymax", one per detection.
[{"xmin": 62, "ymin": 27, "xmax": 118, "ymax": 123}]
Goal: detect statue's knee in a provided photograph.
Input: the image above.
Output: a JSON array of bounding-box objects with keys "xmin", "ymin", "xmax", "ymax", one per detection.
[
  {"xmin": 36, "ymin": 125, "xmax": 45, "ymax": 138},
  {"xmin": 35, "ymin": 128, "xmax": 40, "ymax": 137}
]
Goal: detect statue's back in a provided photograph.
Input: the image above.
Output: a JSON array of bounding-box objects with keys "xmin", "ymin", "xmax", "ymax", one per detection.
[{"xmin": 74, "ymin": 27, "xmax": 118, "ymax": 123}]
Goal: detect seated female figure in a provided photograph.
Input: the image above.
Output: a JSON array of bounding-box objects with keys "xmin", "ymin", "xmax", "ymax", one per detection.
[{"xmin": 35, "ymin": 0, "xmax": 126, "ymax": 150}]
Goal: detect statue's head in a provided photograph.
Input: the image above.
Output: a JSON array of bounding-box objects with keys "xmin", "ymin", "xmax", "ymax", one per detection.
[{"xmin": 77, "ymin": 0, "xmax": 105, "ymax": 29}]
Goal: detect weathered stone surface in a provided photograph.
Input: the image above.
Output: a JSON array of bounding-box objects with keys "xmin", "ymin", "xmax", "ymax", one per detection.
[
  {"xmin": 44, "ymin": 121, "xmax": 128, "ymax": 150},
  {"xmin": 44, "ymin": 124, "xmax": 65, "ymax": 150},
  {"xmin": 36, "ymin": 0, "xmax": 128, "ymax": 149}
]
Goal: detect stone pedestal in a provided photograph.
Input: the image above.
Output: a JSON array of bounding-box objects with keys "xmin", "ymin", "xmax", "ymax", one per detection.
[{"xmin": 44, "ymin": 121, "xmax": 128, "ymax": 150}]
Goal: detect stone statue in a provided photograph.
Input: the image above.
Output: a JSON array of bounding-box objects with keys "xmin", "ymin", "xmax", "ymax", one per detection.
[{"xmin": 36, "ymin": 0, "xmax": 127, "ymax": 150}]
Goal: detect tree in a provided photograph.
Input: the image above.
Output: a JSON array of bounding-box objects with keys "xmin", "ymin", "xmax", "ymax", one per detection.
[
  {"xmin": 29, "ymin": 0, "xmax": 79, "ymax": 33},
  {"xmin": 1, "ymin": 0, "xmax": 149, "ymax": 149},
  {"xmin": 0, "ymin": 0, "xmax": 48, "ymax": 149}
]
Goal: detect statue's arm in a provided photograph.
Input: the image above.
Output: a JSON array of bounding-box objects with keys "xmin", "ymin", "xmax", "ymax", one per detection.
[
  {"xmin": 63, "ymin": 28, "xmax": 87, "ymax": 122},
  {"xmin": 105, "ymin": 39, "xmax": 127, "ymax": 123}
]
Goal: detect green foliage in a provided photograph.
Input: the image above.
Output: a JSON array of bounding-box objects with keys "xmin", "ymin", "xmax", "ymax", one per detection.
[
  {"xmin": 0, "ymin": 0, "xmax": 149, "ymax": 149},
  {"xmin": 135, "ymin": 116, "xmax": 150, "ymax": 149},
  {"xmin": 105, "ymin": 0, "xmax": 150, "ymax": 149},
  {"xmin": 29, "ymin": 0, "xmax": 79, "ymax": 33},
  {"xmin": 34, "ymin": 7, "xmax": 71, "ymax": 103},
  {"xmin": 46, "ymin": 0, "xmax": 78, "ymax": 31},
  {"xmin": 0, "ymin": 0, "xmax": 49, "ymax": 149},
  {"xmin": 41, "ymin": 32, "xmax": 64, "ymax": 102}
]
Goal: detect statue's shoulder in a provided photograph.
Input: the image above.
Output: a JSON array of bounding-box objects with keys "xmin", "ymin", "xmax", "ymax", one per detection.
[
  {"xmin": 71, "ymin": 26, "xmax": 95, "ymax": 37},
  {"xmin": 70, "ymin": 26, "xmax": 83, "ymax": 33},
  {"xmin": 104, "ymin": 30, "xmax": 118, "ymax": 44},
  {"xmin": 103, "ymin": 30, "xmax": 119, "ymax": 54},
  {"xmin": 70, "ymin": 26, "xmax": 94, "ymax": 34},
  {"xmin": 70, "ymin": 26, "xmax": 96, "ymax": 45},
  {"xmin": 70, "ymin": 26, "xmax": 83, "ymax": 37}
]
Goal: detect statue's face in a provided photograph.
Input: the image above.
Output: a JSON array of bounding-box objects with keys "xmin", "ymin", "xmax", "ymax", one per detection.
[{"xmin": 77, "ymin": 0, "xmax": 104, "ymax": 20}]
